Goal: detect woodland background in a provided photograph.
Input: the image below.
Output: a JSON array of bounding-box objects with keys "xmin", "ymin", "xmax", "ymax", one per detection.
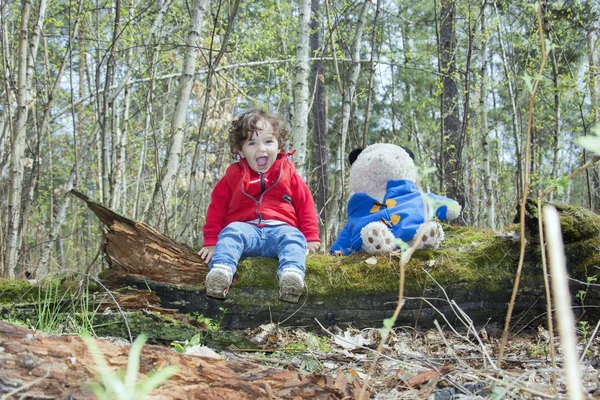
[{"xmin": 1, "ymin": 0, "xmax": 599, "ymax": 279}]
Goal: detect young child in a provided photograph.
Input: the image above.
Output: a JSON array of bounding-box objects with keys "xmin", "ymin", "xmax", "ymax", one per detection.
[{"xmin": 198, "ymin": 108, "xmax": 321, "ymax": 303}]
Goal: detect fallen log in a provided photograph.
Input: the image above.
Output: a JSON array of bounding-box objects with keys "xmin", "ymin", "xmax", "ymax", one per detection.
[
  {"xmin": 69, "ymin": 189, "xmax": 600, "ymax": 332},
  {"xmin": 0, "ymin": 321, "xmax": 353, "ymax": 399}
]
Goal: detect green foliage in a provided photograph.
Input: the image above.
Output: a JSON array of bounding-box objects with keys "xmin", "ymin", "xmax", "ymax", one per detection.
[
  {"xmin": 83, "ymin": 334, "xmax": 178, "ymax": 400},
  {"xmin": 543, "ymin": 176, "xmax": 570, "ymax": 196},
  {"xmin": 186, "ymin": 309, "xmax": 227, "ymax": 332},
  {"xmin": 577, "ymin": 124, "xmax": 600, "ymax": 156},
  {"xmin": 171, "ymin": 333, "xmax": 203, "ymax": 354},
  {"xmin": 35, "ymin": 277, "xmax": 100, "ymax": 336},
  {"xmin": 575, "ymin": 275, "xmax": 597, "ymax": 309}
]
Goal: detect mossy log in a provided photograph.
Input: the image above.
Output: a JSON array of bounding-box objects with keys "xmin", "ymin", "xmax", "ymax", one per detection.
[
  {"xmin": 0, "ymin": 321, "xmax": 353, "ymax": 399},
  {"xmin": 71, "ymin": 190, "xmax": 600, "ymax": 331}
]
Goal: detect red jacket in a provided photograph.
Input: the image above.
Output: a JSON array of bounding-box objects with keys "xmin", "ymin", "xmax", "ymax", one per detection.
[{"xmin": 202, "ymin": 153, "xmax": 320, "ymax": 246}]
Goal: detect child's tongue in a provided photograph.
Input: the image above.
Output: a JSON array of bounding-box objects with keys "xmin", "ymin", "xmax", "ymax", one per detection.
[{"xmin": 256, "ymin": 157, "xmax": 268, "ymax": 168}]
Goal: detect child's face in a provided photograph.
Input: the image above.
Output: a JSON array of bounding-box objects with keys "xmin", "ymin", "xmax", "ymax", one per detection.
[{"xmin": 239, "ymin": 119, "xmax": 279, "ymax": 173}]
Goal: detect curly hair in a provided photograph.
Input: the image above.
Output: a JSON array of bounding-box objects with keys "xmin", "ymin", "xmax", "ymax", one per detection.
[{"xmin": 228, "ymin": 107, "xmax": 290, "ymax": 155}]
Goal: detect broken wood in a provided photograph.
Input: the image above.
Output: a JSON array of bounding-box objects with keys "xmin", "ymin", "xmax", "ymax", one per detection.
[
  {"xmin": 69, "ymin": 190, "xmax": 207, "ymax": 285},
  {"xmin": 0, "ymin": 320, "xmax": 353, "ymax": 399}
]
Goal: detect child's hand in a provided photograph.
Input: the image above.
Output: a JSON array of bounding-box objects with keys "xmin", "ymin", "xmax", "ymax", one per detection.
[
  {"xmin": 198, "ymin": 246, "xmax": 215, "ymax": 264},
  {"xmin": 307, "ymin": 241, "xmax": 320, "ymax": 254}
]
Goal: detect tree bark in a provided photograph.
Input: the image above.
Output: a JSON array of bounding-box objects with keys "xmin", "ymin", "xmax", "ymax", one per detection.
[
  {"xmin": 310, "ymin": 0, "xmax": 330, "ymax": 237},
  {"xmin": 100, "ymin": 0, "xmax": 121, "ymax": 205},
  {"xmin": 0, "ymin": 321, "xmax": 353, "ymax": 399},
  {"xmin": 479, "ymin": 0, "xmax": 495, "ymax": 229},
  {"xmin": 71, "ymin": 189, "xmax": 207, "ymax": 285},
  {"xmin": 439, "ymin": 0, "xmax": 464, "ymax": 207},
  {"xmin": 292, "ymin": 0, "xmax": 311, "ymax": 177}
]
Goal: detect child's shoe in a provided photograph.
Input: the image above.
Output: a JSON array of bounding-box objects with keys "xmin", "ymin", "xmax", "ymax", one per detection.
[
  {"xmin": 279, "ymin": 270, "xmax": 304, "ymax": 303},
  {"xmin": 205, "ymin": 265, "xmax": 233, "ymax": 299}
]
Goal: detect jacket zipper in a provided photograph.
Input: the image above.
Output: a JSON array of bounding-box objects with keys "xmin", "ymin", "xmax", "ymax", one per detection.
[
  {"xmin": 260, "ymin": 173, "xmax": 266, "ymax": 193},
  {"xmin": 240, "ymin": 158, "xmax": 286, "ymax": 223}
]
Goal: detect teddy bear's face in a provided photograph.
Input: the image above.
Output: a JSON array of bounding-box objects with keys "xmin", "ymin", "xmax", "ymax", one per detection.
[{"xmin": 349, "ymin": 143, "xmax": 417, "ymax": 201}]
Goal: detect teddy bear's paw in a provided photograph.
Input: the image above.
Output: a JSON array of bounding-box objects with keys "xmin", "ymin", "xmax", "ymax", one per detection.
[
  {"xmin": 414, "ymin": 221, "xmax": 445, "ymax": 249},
  {"xmin": 360, "ymin": 221, "xmax": 397, "ymax": 253},
  {"xmin": 446, "ymin": 201, "xmax": 462, "ymax": 221}
]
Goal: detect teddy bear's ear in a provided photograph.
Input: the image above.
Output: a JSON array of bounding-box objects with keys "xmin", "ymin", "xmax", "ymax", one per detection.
[
  {"xmin": 349, "ymin": 148, "xmax": 364, "ymax": 165},
  {"xmin": 402, "ymin": 146, "xmax": 415, "ymax": 161}
]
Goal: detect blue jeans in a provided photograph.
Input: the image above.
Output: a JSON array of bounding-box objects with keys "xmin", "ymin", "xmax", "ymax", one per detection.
[{"xmin": 209, "ymin": 222, "xmax": 307, "ymax": 278}]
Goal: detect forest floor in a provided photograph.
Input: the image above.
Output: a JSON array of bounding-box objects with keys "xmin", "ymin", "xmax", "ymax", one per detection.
[{"xmin": 166, "ymin": 318, "xmax": 600, "ymax": 399}]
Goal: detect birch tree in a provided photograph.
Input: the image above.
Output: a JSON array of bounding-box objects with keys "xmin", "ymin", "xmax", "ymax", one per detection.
[
  {"xmin": 292, "ymin": 0, "xmax": 311, "ymax": 177},
  {"xmin": 479, "ymin": 0, "xmax": 495, "ymax": 229}
]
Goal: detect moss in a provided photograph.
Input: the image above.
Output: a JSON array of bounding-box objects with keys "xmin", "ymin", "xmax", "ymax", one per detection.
[
  {"xmin": 224, "ymin": 225, "xmax": 524, "ymax": 297},
  {"xmin": 93, "ymin": 311, "xmax": 256, "ymax": 349},
  {"xmin": 565, "ymin": 236, "xmax": 600, "ymax": 277},
  {"xmin": 0, "ymin": 279, "xmax": 35, "ymax": 304},
  {"xmin": 519, "ymin": 200, "xmax": 600, "ymax": 243},
  {"xmin": 554, "ymin": 204, "xmax": 600, "ymax": 243},
  {"xmin": 410, "ymin": 227, "xmax": 521, "ymax": 292}
]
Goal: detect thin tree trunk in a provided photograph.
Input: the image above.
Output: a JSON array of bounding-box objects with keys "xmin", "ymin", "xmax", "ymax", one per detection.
[
  {"xmin": 310, "ymin": 0, "xmax": 330, "ymax": 241},
  {"xmin": 361, "ymin": 0, "xmax": 380, "ymax": 148},
  {"xmin": 462, "ymin": 12, "xmax": 474, "ymax": 225},
  {"xmin": 398, "ymin": 26, "xmax": 423, "ymax": 151},
  {"xmin": 146, "ymin": 0, "xmax": 209, "ymax": 232},
  {"xmin": 5, "ymin": 0, "xmax": 32, "ymax": 278},
  {"xmin": 493, "ymin": 1, "xmax": 522, "ymax": 201},
  {"xmin": 292, "ymin": 0, "xmax": 311, "ymax": 177},
  {"xmin": 100, "ymin": 0, "xmax": 121, "ymax": 205},
  {"xmin": 586, "ymin": 29, "xmax": 600, "ymax": 211},
  {"xmin": 479, "ymin": 0, "xmax": 495, "ymax": 229},
  {"xmin": 329, "ymin": 0, "xmax": 370, "ymax": 243},
  {"xmin": 439, "ymin": 0, "xmax": 464, "ymax": 206},
  {"xmin": 134, "ymin": 76, "xmax": 155, "ymax": 220},
  {"xmin": 549, "ymin": 32, "xmax": 560, "ymax": 202},
  {"xmin": 4, "ymin": 0, "xmax": 49, "ymax": 277}
]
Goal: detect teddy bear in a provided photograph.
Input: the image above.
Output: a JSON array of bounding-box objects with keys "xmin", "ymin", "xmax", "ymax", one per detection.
[{"xmin": 329, "ymin": 143, "xmax": 461, "ymax": 255}]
